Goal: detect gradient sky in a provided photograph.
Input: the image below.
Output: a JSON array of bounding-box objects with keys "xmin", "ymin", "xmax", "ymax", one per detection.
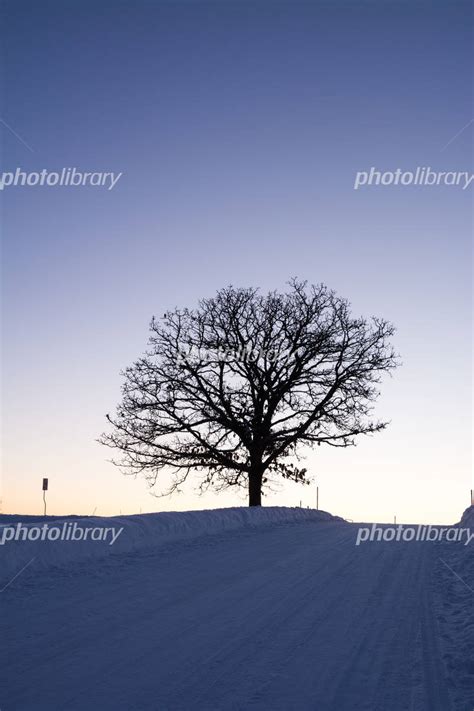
[{"xmin": 1, "ymin": 0, "xmax": 472, "ymax": 524}]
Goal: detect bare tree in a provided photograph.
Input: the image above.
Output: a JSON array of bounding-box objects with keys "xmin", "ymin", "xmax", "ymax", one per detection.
[{"xmin": 100, "ymin": 280, "xmax": 399, "ymax": 506}]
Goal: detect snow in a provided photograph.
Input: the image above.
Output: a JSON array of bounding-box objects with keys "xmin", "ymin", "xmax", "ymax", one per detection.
[
  {"xmin": 458, "ymin": 504, "xmax": 474, "ymax": 527},
  {"xmin": 0, "ymin": 506, "xmax": 341, "ymax": 584},
  {"xmin": 433, "ymin": 543, "xmax": 474, "ymax": 710},
  {"xmin": 2, "ymin": 507, "xmax": 473, "ymax": 710}
]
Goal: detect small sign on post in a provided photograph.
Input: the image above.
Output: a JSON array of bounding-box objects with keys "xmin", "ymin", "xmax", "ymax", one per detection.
[{"xmin": 42, "ymin": 477, "xmax": 48, "ymax": 516}]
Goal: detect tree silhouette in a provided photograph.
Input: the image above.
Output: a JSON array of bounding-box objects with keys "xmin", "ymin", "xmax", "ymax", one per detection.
[{"xmin": 100, "ymin": 280, "xmax": 398, "ymax": 506}]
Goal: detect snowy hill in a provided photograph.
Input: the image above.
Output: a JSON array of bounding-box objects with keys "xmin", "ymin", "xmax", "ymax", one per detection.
[
  {"xmin": 0, "ymin": 506, "xmax": 342, "ymax": 583},
  {"xmin": 458, "ymin": 504, "xmax": 474, "ymax": 527}
]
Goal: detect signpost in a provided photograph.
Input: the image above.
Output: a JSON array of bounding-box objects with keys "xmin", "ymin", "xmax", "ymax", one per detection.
[{"xmin": 42, "ymin": 477, "xmax": 48, "ymax": 516}]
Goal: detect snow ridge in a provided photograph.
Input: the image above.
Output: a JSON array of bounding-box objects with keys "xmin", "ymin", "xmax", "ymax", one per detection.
[
  {"xmin": 458, "ymin": 504, "xmax": 474, "ymax": 528},
  {"xmin": 0, "ymin": 506, "xmax": 342, "ymax": 584}
]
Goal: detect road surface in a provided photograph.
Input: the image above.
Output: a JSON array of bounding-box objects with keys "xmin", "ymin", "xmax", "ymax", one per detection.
[{"xmin": 2, "ymin": 518, "xmax": 463, "ymax": 710}]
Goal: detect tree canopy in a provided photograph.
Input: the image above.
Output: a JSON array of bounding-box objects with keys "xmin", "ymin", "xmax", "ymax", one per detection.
[{"xmin": 101, "ymin": 280, "xmax": 399, "ymax": 505}]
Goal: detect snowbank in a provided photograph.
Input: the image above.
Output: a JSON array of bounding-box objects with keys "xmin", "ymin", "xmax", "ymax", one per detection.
[
  {"xmin": 434, "ymin": 531, "xmax": 474, "ymax": 711},
  {"xmin": 458, "ymin": 505, "xmax": 474, "ymax": 528},
  {"xmin": 0, "ymin": 506, "xmax": 343, "ymax": 584}
]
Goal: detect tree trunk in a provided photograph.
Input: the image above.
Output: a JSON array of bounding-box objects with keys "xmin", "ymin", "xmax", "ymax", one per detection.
[{"xmin": 248, "ymin": 468, "xmax": 263, "ymax": 506}]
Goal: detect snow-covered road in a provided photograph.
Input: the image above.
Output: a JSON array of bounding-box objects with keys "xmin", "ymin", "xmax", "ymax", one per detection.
[{"xmin": 2, "ymin": 514, "xmax": 472, "ymax": 710}]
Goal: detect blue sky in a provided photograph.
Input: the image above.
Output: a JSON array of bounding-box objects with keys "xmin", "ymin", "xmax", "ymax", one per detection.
[{"xmin": 2, "ymin": 0, "xmax": 472, "ymax": 523}]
